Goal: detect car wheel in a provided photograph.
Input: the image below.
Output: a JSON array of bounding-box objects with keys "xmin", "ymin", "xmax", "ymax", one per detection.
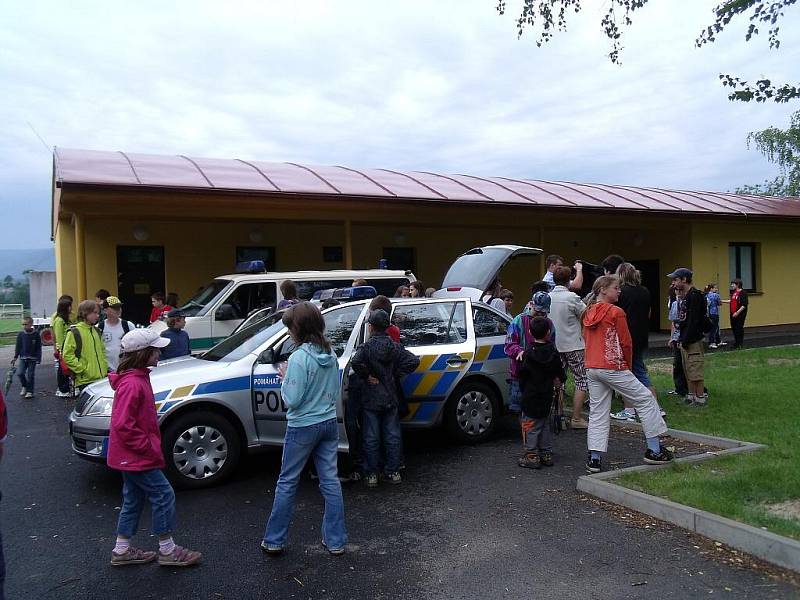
[
  {"xmin": 162, "ymin": 411, "xmax": 241, "ymax": 489},
  {"xmin": 443, "ymin": 380, "xmax": 499, "ymax": 444}
]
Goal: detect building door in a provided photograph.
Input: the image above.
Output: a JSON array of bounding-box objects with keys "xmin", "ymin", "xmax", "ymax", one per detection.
[
  {"xmin": 117, "ymin": 246, "xmax": 165, "ymax": 326},
  {"xmin": 630, "ymin": 259, "xmax": 661, "ymax": 331}
]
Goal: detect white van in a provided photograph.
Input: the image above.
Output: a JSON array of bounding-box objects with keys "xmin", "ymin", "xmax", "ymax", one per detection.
[{"xmin": 150, "ymin": 268, "xmax": 416, "ymax": 352}]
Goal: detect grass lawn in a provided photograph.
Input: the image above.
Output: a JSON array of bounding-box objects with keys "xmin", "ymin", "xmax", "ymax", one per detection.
[
  {"xmin": 0, "ymin": 318, "xmax": 22, "ymax": 334},
  {"xmin": 617, "ymin": 345, "xmax": 800, "ymax": 540}
]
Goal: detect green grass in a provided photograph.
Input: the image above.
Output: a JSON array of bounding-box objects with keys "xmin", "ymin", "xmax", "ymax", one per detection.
[
  {"xmin": 0, "ymin": 318, "xmax": 22, "ymax": 334},
  {"xmin": 617, "ymin": 345, "xmax": 800, "ymax": 540}
]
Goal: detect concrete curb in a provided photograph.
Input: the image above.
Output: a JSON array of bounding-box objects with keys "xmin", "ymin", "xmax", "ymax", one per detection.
[{"xmin": 577, "ymin": 425, "xmax": 800, "ymax": 573}]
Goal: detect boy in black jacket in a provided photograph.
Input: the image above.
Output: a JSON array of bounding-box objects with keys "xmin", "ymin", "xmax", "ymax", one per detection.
[
  {"xmin": 517, "ymin": 316, "xmax": 566, "ymax": 469},
  {"xmin": 13, "ymin": 317, "xmax": 42, "ymax": 399},
  {"xmin": 351, "ymin": 309, "xmax": 419, "ymax": 488}
]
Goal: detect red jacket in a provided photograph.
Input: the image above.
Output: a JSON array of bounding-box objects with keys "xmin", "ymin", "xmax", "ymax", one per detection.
[
  {"xmin": 107, "ymin": 368, "xmax": 165, "ymax": 471},
  {"xmin": 582, "ymin": 302, "xmax": 632, "ymax": 371},
  {"xmin": 149, "ymin": 305, "xmax": 173, "ymax": 324}
]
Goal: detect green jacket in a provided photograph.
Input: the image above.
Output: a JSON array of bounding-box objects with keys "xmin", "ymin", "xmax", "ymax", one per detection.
[
  {"xmin": 52, "ymin": 314, "xmax": 74, "ymax": 352},
  {"xmin": 62, "ymin": 321, "xmax": 109, "ymax": 387}
]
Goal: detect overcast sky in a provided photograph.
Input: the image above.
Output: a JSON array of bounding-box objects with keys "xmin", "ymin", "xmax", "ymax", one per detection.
[{"xmin": 1, "ymin": 1, "xmax": 798, "ymax": 249}]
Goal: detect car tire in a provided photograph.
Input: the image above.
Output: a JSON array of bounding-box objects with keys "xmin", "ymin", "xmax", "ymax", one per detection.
[
  {"xmin": 443, "ymin": 379, "xmax": 500, "ymax": 444},
  {"xmin": 162, "ymin": 411, "xmax": 241, "ymax": 490}
]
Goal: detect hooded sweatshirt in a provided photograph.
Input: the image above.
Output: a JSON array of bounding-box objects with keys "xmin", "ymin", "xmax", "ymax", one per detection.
[
  {"xmin": 107, "ymin": 368, "xmax": 165, "ymax": 471},
  {"xmin": 582, "ymin": 302, "xmax": 632, "ymax": 371},
  {"xmin": 517, "ymin": 341, "xmax": 567, "ymax": 419},
  {"xmin": 351, "ymin": 331, "xmax": 420, "ymax": 411},
  {"xmin": 61, "ymin": 321, "xmax": 109, "ymax": 387},
  {"xmin": 281, "ymin": 342, "xmax": 340, "ymax": 427}
]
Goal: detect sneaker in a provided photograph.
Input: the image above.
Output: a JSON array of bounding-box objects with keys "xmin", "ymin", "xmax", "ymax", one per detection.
[
  {"xmin": 321, "ymin": 541, "xmax": 345, "ymax": 556},
  {"xmin": 684, "ymin": 394, "xmax": 696, "ymax": 406},
  {"xmin": 709, "ymin": 343, "xmax": 718, "ymax": 349},
  {"xmin": 55, "ymin": 390, "xmax": 71, "ymax": 398},
  {"xmin": 540, "ymin": 450, "xmax": 554, "ymax": 467},
  {"xmin": 365, "ymin": 473, "xmax": 379, "ymax": 488},
  {"xmin": 666, "ymin": 390, "xmax": 679, "ymax": 396},
  {"xmin": 158, "ymin": 545, "xmax": 202, "ymax": 567},
  {"xmin": 691, "ymin": 394, "xmax": 708, "ymax": 407},
  {"xmin": 110, "ymin": 546, "xmax": 157, "ymax": 566},
  {"xmin": 610, "ymin": 410, "xmax": 636, "ymax": 422},
  {"xmin": 385, "ymin": 471, "xmax": 402, "ymax": 485},
  {"xmin": 719, "ymin": 341, "xmax": 728, "ymax": 346},
  {"xmin": 347, "ymin": 470, "xmax": 363, "ymax": 482},
  {"xmin": 644, "ymin": 446, "xmax": 674, "ymax": 465},
  {"xmin": 518, "ymin": 453, "xmax": 541, "ymax": 469},
  {"xmin": 586, "ymin": 454, "xmax": 602, "ymax": 473},
  {"xmin": 19, "ymin": 387, "xmax": 27, "ymax": 397},
  {"xmin": 570, "ymin": 417, "xmax": 589, "ymax": 429},
  {"xmin": 260, "ymin": 541, "xmax": 284, "ymax": 556},
  {"xmin": 24, "ymin": 392, "xmax": 33, "ymax": 399}
]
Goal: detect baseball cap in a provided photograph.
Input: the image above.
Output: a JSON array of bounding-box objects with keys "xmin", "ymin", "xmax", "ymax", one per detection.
[
  {"xmin": 532, "ymin": 291, "xmax": 551, "ymax": 314},
  {"xmin": 167, "ymin": 308, "xmax": 186, "ymax": 318},
  {"xmin": 103, "ymin": 296, "xmax": 123, "ymax": 309},
  {"xmin": 367, "ymin": 309, "xmax": 390, "ymax": 330},
  {"xmin": 667, "ymin": 268, "xmax": 693, "ymax": 279},
  {"xmin": 120, "ymin": 328, "xmax": 170, "ymax": 353}
]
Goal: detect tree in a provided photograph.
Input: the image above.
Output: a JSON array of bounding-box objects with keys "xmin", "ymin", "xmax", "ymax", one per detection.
[
  {"xmin": 495, "ymin": 0, "xmax": 799, "ymax": 102},
  {"xmin": 737, "ymin": 109, "xmax": 800, "ymax": 195}
]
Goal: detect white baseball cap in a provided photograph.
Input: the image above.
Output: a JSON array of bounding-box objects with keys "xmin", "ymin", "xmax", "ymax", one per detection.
[{"xmin": 120, "ymin": 328, "xmax": 171, "ymax": 353}]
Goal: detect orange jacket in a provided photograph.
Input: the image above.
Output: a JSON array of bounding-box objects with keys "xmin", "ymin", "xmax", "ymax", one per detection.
[{"xmin": 582, "ymin": 302, "xmax": 632, "ymax": 371}]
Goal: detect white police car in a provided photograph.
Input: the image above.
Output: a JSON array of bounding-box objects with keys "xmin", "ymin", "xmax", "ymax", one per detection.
[{"xmin": 69, "ymin": 245, "xmax": 541, "ymax": 489}]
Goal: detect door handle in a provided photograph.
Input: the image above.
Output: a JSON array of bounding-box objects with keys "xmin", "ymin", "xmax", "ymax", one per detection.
[{"xmin": 445, "ymin": 356, "xmax": 469, "ymax": 367}]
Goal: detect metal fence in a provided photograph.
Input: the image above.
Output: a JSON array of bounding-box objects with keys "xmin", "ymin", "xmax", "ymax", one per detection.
[{"xmin": 0, "ymin": 304, "xmax": 24, "ymax": 319}]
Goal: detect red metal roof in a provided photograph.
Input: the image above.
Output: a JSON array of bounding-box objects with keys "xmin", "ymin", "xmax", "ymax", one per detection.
[{"xmin": 53, "ymin": 147, "xmax": 800, "ymax": 218}]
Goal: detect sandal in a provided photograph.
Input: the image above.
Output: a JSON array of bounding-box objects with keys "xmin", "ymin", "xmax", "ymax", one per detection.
[{"xmin": 158, "ymin": 545, "xmax": 202, "ymax": 567}]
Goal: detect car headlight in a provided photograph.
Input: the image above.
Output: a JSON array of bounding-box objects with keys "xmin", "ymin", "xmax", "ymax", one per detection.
[{"xmin": 85, "ymin": 396, "xmax": 114, "ymax": 416}]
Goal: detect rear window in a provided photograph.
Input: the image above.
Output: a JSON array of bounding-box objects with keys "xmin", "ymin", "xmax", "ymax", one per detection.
[{"xmin": 294, "ymin": 277, "xmax": 411, "ymax": 300}]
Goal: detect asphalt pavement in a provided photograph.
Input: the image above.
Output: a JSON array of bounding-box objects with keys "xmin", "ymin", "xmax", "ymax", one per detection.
[{"xmin": 1, "ymin": 360, "xmax": 797, "ymax": 599}]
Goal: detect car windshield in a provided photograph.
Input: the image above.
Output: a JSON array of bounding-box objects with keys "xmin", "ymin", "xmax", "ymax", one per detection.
[
  {"xmin": 201, "ymin": 314, "xmax": 286, "ymax": 362},
  {"xmin": 179, "ymin": 280, "xmax": 232, "ymax": 317}
]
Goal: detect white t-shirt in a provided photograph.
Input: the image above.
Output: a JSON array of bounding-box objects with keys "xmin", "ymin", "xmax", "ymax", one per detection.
[
  {"xmin": 481, "ymin": 294, "xmax": 507, "ymax": 313},
  {"xmin": 101, "ymin": 320, "xmax": 136, "ymax": 371},
  {"xmin": 542, "ymin": 270, "xmax": 555, "ymax": 290}
]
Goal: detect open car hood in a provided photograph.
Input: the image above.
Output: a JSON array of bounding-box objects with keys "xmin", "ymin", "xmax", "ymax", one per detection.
[{"xmin": 433, "ymin": 245, "xmax": 542, "ymax": 301}]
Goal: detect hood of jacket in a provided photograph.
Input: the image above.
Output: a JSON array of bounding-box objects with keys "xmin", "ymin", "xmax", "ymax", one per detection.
[
  {"xmin": 108, "ymin": 368, "xmax": 150, "ymax": 391},
  {"xmin": 582, "ymin": 302, "xmax": 617, "ymax": 329},
  {"xmin": 299, "ymin": 343, "xmax": 337, "ymax": 368}
]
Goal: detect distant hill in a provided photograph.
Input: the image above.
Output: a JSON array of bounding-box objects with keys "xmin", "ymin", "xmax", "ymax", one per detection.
[{"xmin": 0, "ymin": 248, "xmax": 56, "ymax": 280}]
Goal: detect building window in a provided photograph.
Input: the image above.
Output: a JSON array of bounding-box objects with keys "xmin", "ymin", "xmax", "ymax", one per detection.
[
  {"xmin": 236, "ymin": 247, "xmax": 276, "ymax": 271},
  {"xmin": 382, "ymin": 247, "xmax": 416, "ymax": 272},
  {"xmin": 728, "ymin": 243, "xmax": 757, "ymax": 292}
]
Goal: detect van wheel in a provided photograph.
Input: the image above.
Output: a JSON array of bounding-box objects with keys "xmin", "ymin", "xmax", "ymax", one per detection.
[
  {"xmin": 443, "ymin": 380, "xmax": 499, "ymax": 444},
  {"xmin": 162, "ymin": 411, "xmax": 241, "ymax": 489}
]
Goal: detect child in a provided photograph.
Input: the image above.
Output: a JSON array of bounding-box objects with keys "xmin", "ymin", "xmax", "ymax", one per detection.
[
  {"xmin": 98, "ymin": 296, "xmax": 136, "ymax": 372},
  {"xmin": 582, "ymin": 275, "xmax": 673, "ymax": 473},
  {"xmin": 149, "ymin": 292, "xmax": 174, "ymax": 324},
  {"xmin": 262, "ymin": 302, "xmax": 347, "ymax": 555},
  {"xmin": 160, "ymin": 310, "xmax": 191, "ymax": 360},
  {"xmin": 108, "ymin": 328, "xmax": 201, "ymax": 567},
  {"xmin": 705, "ymin": 284, "xmax": 721, "ymax": 348},
  {"xmin": 351, "ymin": 309, "xmax": 419, "ymax": 487},
  {"xmin": 516, "ymin": 316, "xmax": 566, "ymax": 469},
  {"xmin": 62, "ymin": 300, "xmax": 109, "ymax": 392},
  {"xmin": 13, "ymin": 317, "xmax": 41, "ymax": 399},
  {"xmin": 667, "ymin": 286, "xmax": 689, "ymax": 398},
  {"xmin": 52, "ymin": 296, "xmax": 74, "ymax": 398}
]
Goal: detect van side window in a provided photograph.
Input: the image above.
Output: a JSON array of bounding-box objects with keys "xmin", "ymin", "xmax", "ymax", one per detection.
[
  {"xmin": 392, "ymin": 302, "xmax": 467, "ymax": 347},
  {"xmin": 221, "ymin": 283, "xmax": 277, "ymax": 318}
]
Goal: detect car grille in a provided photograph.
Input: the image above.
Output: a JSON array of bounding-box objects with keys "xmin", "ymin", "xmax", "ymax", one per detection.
[
  {"xmin": 74, "ymin": 391, "xmax": 92, "ymax": 415},
  {"xmin": 73, "ymin": 437, "xmax": 88, "ymax": 452}
]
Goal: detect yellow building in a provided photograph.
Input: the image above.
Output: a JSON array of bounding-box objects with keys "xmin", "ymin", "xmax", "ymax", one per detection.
[{"xmin": 52, "ymin": 148, "xmax": 800, "ymax": 329}]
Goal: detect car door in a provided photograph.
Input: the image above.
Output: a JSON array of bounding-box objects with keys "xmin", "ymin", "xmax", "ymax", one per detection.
[
  {"xmin": 471, "ymin": 304, "xmax": 512, "ymax": 408},
  {"xmin": 250, "ymin": 302, "xmax": 367, "ymax": 445},
  {"xmin": 390, "ymin": 298, "xmax": 476, "ymax": 426},
  {"xmin": 433, "ymin": 245, "xmax": 542, "ymax": 301}
]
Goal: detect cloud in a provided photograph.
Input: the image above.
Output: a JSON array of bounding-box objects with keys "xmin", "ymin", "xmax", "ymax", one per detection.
[{"xmin": 1, "ymin": 0, "xmax": 798, "ymax": 248}]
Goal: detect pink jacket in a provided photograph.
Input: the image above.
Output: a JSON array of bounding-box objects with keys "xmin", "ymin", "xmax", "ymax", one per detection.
[{"xmin": 107, "ymin": 368, "xmax": 165, "ymax": 471}]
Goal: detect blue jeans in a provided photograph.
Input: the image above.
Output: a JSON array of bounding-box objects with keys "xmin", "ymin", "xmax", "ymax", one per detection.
[
  {"xmin": 508, "ymin": 380, "xmax": 521, "ymax": 413},
  {"xmin": 116, "ymin": 469, "xmax": 176, "ymax": 537},
  {"xmin": 362, "ymin": 407, "xmax": 402, "ymax": 475},
  {"xmin": 263, "ymin": 418, "xmax": 347, "ymax": 550},
  {"xmin": 631, "ymin": 350, "xmax": 651, "ymax": 388},
  {"xmin": 17, "ymin": 359, "xmax": 36, "ymax": 394}
]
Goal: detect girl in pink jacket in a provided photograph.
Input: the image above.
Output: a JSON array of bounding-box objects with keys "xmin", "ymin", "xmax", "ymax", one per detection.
[{"xmin": 107, "ymin": 329, "xmax": 201, "ymax": 567}]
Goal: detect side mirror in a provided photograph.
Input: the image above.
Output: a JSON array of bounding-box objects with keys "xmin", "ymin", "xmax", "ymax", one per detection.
[
  {"xmin": 259, "ymin": 347, "xmax": 276, "ymax": 364},
  {"xmin": 215, "ymin": 304, "xmax": 237, "ymax": 321}
]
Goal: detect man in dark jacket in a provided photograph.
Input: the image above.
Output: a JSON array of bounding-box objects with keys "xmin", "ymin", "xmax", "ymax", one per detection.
[
  {"xmin": 351, "ymin": 309, "xmax": 419, "ymax": 487},
  {"xmin": 517, "ymin": 317, "xmax": 567, "ymax": 469},
  {"xmin": 669, "ymin": 268, "xmax": 707, "ymax": 406}
]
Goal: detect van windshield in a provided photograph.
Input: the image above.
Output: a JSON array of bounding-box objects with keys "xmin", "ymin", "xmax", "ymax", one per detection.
[
  {"xmin": 201, "ymin": 313, "xmax": 286, "ymax": 362},
  {"xmin": 180, "ymin": 280, "xmax": 232, "ymax": 317}
]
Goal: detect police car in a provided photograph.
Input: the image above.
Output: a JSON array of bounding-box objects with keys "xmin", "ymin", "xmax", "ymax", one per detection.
[{"xmin": 69, "ymin": 245, "xmax": 541, "ymax": 489}]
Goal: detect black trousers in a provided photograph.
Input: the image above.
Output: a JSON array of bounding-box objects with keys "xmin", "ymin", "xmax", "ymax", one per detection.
[
  {"xmin": 730, "ymin": 314, "xmax": 746, "ymax": 348},
  {"xmin": 56, "ymin": 365, "xmax": 71, "ymax": 394},
  {"xmin": 672, "ymin": 346, "xmax": 689, "ymax": 396}
]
